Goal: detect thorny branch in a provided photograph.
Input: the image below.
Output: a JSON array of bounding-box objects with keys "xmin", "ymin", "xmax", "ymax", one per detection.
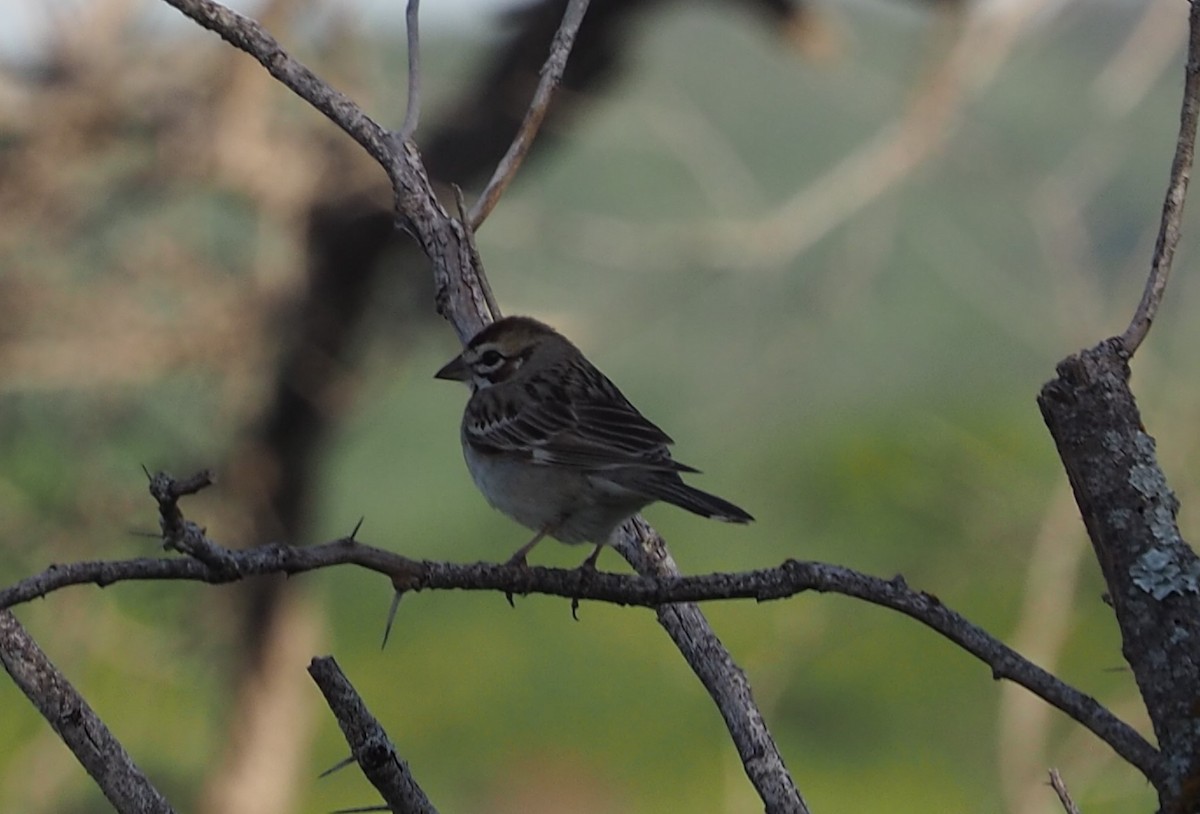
[
  {"xmin": 12, "ymin": 0, "xmax": 1189, "ymax": 810},
  {"xmin": 308, "ymin": 657, "xmax": 437, "ymax": 814},
  {"xmin": 0, "ymin": 611, "xmax": 175, "ymax": 814},
  {"xmin": 0, "ymin": 473, "xmax": 1162, "ymax": 788},
  {"xmin": 612, "ymin": 517, "xmax": 806, "ymax": 810},
  {"xmin": 153, "ymin": 1, "xmax": 807, "ymax": 811}
]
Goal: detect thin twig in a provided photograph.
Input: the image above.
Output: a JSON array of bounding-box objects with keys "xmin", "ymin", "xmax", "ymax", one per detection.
[
  {"xmin": 0, "ymin": 610, "xmax": 176, "ymax": 814},
  {"xmin": 160, "ymin": 0, "xmax": 395, "ymax": 168},
  {"xmin": 468, "ymin": 0, "xmax": 590, "ymax": 229},
  {"xmin": 308, "ymin": 656, "xmax": 438, "ymax": 814},
  {"xmin": 1048, "ymin": 768, "xmax": 1081, "ymax": 814},
  {"xmin": 400, "ymin": 0, "xmax": 421, "ymax": 140},
  {"xmin": 1120, "ymin": 0, "xmax": 1200, "ymax": 355},
  {"xmin": 0, "ymin": 540, "xmax": 1163, "ymax": 785}
]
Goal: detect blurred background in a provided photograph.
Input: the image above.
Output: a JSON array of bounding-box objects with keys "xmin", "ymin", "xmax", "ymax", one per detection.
[{"xmin": 0, "ymin": 0, "xmax": 1193, "ymax": 811}]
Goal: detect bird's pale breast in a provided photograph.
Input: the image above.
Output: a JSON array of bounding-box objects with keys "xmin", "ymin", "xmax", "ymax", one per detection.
[{"xmin": 463, "ymin": 437, "xmax": 649, "ymax": 545}]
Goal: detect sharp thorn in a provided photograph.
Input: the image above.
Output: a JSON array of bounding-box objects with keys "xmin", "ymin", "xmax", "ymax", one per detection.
[
  {"xmin": 381, "ymin": 590, "xmax": 403, "ymax": 650},
  {"xmin": 318, "ymin": 754, "xmax": 356, "ymax": 778}
]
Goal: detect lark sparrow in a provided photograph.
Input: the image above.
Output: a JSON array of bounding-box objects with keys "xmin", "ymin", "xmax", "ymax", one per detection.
[{"xmin": 435, "ymin": 316, "xmax": 753, "ymax": 568}]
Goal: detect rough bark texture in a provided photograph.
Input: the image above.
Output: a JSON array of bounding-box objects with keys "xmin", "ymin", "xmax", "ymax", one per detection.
[
  {"xmin": 0, "ymin": 610, "xmax": 175, "ymax": 814},
  {"xmin": 0, "ymin": 504, "xmax": 1159, "ymax": 786},
  {"xmin": 1039, "ymin": 338, "xmax": 1200, "ymax": 806},
  {"xmin": 308, "ymin": 656, "xmax": 437, "ymax": 814},
  {"xmin": 616, "ymin": 518, "xmax": 810, "ymax": 814}
]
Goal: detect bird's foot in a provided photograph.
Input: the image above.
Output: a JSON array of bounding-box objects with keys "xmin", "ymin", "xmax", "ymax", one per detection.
[
  {"xmin": 570, "ymin": 544, "xmax": 605, "ymax": 620},
  {"xmin": 503, "ymin": 551, "xmax": 531, "ymax": 607}
]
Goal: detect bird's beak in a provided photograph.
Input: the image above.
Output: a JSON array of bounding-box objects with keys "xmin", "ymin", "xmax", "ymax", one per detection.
[{"xmin": 434, "ymin": 353, "xmax": 469, "ymax": 382}]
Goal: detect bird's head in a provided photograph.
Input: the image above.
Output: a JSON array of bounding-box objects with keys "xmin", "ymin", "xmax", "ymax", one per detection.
[{"xmin": 434, "ymin": 316, "xmax": 573, "ymax": 391}]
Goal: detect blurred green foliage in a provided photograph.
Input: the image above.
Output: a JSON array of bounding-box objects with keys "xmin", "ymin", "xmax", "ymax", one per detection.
[{"xmin": 1, "ymin": 2, "xmax": 1193, "ymax": 812}]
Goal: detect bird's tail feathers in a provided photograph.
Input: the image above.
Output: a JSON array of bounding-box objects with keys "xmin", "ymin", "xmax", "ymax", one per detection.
[{"xmin": 639, "ymin": 478, "xmax": 754, "ymax": 524}]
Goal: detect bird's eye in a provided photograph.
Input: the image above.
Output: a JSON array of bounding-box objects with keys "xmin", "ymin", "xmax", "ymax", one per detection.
[{"xmin": 479, "ymin": 349, "xmax": 504, "ymax": 367}]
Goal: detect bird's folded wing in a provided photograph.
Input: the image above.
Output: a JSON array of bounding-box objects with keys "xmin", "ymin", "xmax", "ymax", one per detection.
[{"xmin": 465, "ymin": 390, "xmax": 698, "ymax": 473}]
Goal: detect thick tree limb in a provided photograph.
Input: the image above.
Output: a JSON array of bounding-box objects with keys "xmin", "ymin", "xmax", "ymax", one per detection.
[
  {"xmin": 1039, "ymin": 341, "xmax": 1198, "ymax": 807},
  {"xmin": 308, "ymin": 656, "xmax": 437, "ymax": 814},
  {"xmin": 1036, "ymin": 8, "xmax": 1200, "ymax": 809},
  {"xmin": 0, "ymin": 610, "xmax": 175, "ymax": 814}
]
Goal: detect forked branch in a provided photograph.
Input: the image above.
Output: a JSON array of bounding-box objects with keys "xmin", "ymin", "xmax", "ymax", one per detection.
[{"xmin": 151, "ymin": 2, "xmax": 805, "ymax": 810}]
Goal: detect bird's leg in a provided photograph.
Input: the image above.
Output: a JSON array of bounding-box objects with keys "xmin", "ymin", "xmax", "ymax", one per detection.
[
  {"xmin": 578, "ymin": 542, "xmax": 605, "ymax": 572},
  {"xmin": 503, "ymin": 526, "xmax": 556, "ymax": 606},
  {"xmin": 506, "ymin": 527, "xmax": 551, "ymax": 567}
]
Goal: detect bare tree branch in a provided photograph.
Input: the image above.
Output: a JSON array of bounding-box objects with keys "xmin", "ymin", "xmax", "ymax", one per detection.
[
  {"xmin": 148, "ymin": 1, "xmax": 804, "ymax": 808},
  {"xmin": 13, "ymin": 0, "xmax": 1184, "ymax": 809},
  {"xmin": 1119, "ymin": 0, "xmax": 1200, "ymax": 354},
  {"xmin": 0, "ymin": 610, "xmax": 176, "ymax": 814},
  {"xmin": 0, "ymin": 511, "xmax": 1161, "ymax": 785},
  {"xmin": 614, "ymin": 519, "xmax": 808, "ymax": 813},
  {"xmin": 468, "ymin": 0, "xmax": 591, "ymax": 230},
  {"xmin": 1036, "ymin": 10, "xmax": 1200, "ymax": 810},
  {"xmin": 1039, "ymin": 340, "xmax": 1198, "ymax": 809},
  {"xmin": 400, "ymin": 0, "xmax": 422, "ymax": 140},
  {"xmin": 1048, "ymin": 768, "xmax": 1081, "ymax": 814},
  {"xmin": 160, "ymin": 1, "xmax": 492, "ymax": 335},
  {"xmin": 160, "ymin": 0, "xmax": 396, "ymax": 167},
  {"xmin": 308, "ymin": 656, "xmax": 437, "ymax": 814}
]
